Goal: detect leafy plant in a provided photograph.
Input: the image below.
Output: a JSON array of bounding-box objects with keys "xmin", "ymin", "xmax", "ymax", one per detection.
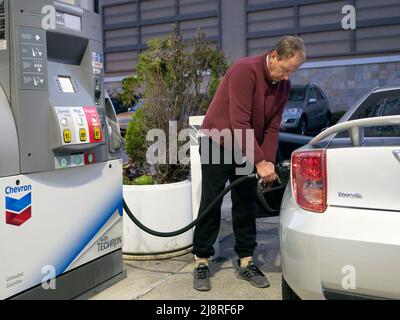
[
  {"xmin": 123, "ymin": 29, "xmax": 229, "ymax": 184},
  {"xmin": 118, "ymin": 76, "xmax": 140, "ymax": 108},
  {"xmin": 124, "ymin": 107, "xmax": 148, "ymax": 170}
]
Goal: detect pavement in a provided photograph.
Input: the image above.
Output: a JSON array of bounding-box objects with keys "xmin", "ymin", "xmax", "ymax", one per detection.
[{"xmin": 91, "ymin": 193, "xmax": 283, "ymax": 300}]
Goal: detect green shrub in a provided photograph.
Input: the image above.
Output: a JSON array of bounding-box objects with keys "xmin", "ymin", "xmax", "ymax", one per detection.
[
  {"xmin": 124, "ymin": 107, "xmax": 149, "ymax": 179},
  {"xmin": 118, "ymin": 76, "xmax": 139, "ymax": 108},
  {"xmin": 122, "ymin": 28, "xmax": 229, "ymax": 184}
]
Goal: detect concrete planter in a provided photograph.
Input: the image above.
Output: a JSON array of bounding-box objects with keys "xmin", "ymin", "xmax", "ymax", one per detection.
[{"xmin": 122, "ymin": 180, "xmax": 193, "ymax": 258}]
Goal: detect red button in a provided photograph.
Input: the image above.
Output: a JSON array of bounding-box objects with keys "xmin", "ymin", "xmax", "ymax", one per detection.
[{"xmin": 84, "ymin": 153, "xmax": 96, "ymax": 164}]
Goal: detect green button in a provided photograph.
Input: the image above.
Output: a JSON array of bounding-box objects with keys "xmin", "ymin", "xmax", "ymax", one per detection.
[
  {"xmin": 74, "ymin": 155, "xmax": 82, "ymax": 165},
  {"xmin": 61, "ymin": 158, "xmax": 68, "ymax": 167}
]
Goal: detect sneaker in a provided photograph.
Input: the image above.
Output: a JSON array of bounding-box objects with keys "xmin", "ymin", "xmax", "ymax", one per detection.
[
  {"xmin": 193, "ymin": 263, "xmax": 211, "ymax": 291},
  {"xmin": 236, "ymin": 260, "xmax": 270, "ymax": 288}
]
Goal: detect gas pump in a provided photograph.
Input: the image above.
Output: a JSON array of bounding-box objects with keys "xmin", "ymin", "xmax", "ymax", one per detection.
[{"xmin": 0, "ymin": 0, "xmax": 125, "ymax": 299}]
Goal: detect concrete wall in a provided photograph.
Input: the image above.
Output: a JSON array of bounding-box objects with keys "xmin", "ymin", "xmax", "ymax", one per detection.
[{"xmin": 291, "ymin": 60, "xmax": 400, "ymax": 112}]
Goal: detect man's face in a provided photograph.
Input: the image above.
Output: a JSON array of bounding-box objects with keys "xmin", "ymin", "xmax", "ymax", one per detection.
[{"xmin": 268, "ymin": 51, "xmax": 303, "ymax": 82}]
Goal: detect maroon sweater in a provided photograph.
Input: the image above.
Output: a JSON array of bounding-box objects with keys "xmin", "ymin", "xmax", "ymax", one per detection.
[{"xmin": 201, "ymin": 53, "xmax": 291, "ymax": 165}]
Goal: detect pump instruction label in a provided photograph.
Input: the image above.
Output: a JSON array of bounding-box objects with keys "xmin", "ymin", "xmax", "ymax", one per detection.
[
  {"xmin": 0, "ymin": 40, "xmax": 6, "ymax": 50},
  {"xmin": 83, "ymin": 107, "xmax": 103, "ymax": 143},
  {"xmin": 92, "ymin": 52, "xmax": 103, "ymax": 69},
  {"xmin": 18, "ymin": 27, "xmax": 47, "ymax": 90},
  {"xmin": 55, "ymin": 106, "xmax": 103, "ymax": 146},
  {"xmin": 71, "ymin": 107, "xmax": 90, "ymax": 143}
]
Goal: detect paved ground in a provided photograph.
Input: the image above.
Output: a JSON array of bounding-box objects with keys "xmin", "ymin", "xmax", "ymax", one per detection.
[
  {"xmin": 91, "ymin": 193, "xmax": 283, "ymax": 300},
  {"xmin": 100, "ymin": 130, "xmax": 317, "ymax": 301}
]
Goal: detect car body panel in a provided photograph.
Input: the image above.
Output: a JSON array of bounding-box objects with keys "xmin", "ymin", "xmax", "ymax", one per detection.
[
  {"xmin": 318, "ymin": 206, "xmax": 400, "ymax": 299},
  {"xmin": 280, "ymin": 187, "xmax": 400, "ymax": 300},
  {"xmin": 280, "ymin": 184, "xmax": 325, "ymax": 300},
  {"xmin": 304, "ymin": 86, "xmax": 320, "ymax": 128},
  {"xmin": 313, "ymin": 86, "xmax": 330, "ymax": 128}
]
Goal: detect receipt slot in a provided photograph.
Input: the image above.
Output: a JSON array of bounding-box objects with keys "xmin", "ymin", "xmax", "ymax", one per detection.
[{"xmin": 0, "ymin": 0, "xmax": 125, "ymax": 299}]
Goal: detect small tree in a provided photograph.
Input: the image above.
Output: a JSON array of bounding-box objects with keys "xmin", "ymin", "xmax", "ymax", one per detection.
[
  {"xmin": 123, "ymin": 29, "xmax": 229, "ymax": 184},
  {"xmin": 118, "ymin": 76, "xmax": 140, "ymax": 108}
]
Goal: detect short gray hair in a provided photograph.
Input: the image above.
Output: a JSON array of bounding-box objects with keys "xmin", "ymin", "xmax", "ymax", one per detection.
[{"xmin": 270, "ymin": 36, "xmax": 306, "ymax": 62}]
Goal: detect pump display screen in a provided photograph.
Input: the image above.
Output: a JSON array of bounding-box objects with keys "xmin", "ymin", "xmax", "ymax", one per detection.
[
  {"xmin": 56, "ymin": 11, "xmax": 82, "ymax": 31},
  {"xmin": 64, "ymin": 13, "xmax": 81, "ymax": 31},
  {"xmin": 58, "ymin": 76, "xmax": 75, "ymax": 93}
]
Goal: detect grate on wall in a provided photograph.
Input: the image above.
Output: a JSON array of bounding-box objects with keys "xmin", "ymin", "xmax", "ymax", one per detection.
[{"xmin": 0, "ymin": 0, "xmax": 5, "ymax": 40}]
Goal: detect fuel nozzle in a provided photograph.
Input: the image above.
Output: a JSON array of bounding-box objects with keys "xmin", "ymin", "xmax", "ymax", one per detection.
[
  {"xmin": 254, "ymin": 173, "xmax": 285, "ymax": 214},
  {"xmin": 257, "ymin": 174, "xmax": 282, "ymax": 194}
]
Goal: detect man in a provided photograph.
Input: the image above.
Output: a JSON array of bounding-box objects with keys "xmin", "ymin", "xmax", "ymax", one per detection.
[{"xmin": 192, "ymin": 36, "xmax": 306, "ymax": 291}]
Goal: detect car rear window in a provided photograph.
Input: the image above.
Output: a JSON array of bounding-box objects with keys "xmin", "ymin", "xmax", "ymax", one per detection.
[
  {"xmin": 288, "ymin": 88, "xmax": 306, "ymax": 101},
  {"xmin": 337, "ymin": 90, "xmax": 400, "ymax": 138}
]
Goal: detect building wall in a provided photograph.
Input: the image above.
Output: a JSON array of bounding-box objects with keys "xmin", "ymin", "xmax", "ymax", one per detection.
[
  {"xmin": 245, "ymin": 0, "xmax": 400, "ymax": 59},
  {"xmin": 292, "ymin": 59, "xmax": 400, "ymax": 112},
  {"xmin": 100, "ymin": 0, "xmax": 400, "ymax": 111},
  {"xmin": 221, "ymin": 0, "xmax": 246, "ymax": 62},
  {"xmin": 100, "ymin": 0, "xmax": 221, "ymax": 79}
]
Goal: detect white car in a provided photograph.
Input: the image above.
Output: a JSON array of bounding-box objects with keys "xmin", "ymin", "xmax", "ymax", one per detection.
[{"xmin": 279, "ymin": 87, "xmax": 400, "ymax": 300}]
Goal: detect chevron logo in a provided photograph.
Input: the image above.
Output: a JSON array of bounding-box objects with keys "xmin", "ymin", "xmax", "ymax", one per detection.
[{"xmin": 5, "ymin": 192, "xmax": 32, "ymax": 226}]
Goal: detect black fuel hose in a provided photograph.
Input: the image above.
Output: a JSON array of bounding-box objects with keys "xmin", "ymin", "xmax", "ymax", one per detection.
[{"xmin": 123, "ymin": 173, "xmax": 284, "ymax": 238}]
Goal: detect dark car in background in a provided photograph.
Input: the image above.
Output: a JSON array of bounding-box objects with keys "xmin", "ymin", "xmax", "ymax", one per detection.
[
  {"xmin": 280, "ymin": 84, "xmax": 332, "ymax": 135},
  {"xmin": 110, "ymin": 97, "xmax": 128, "ymax": 114},
  {"xmin": 116, "ymin": 99, "xmax": 145, "ymax": 135}
]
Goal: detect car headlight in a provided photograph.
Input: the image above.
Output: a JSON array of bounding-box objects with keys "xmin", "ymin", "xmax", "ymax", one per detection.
[{"xmin": 283, "ymin": 108, "xmax": 302, "ymax": 118}]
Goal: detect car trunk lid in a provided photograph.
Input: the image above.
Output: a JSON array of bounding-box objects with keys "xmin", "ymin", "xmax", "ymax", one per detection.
[{"xmin": 326, "ymin": 145, "xmax": 400, "ymax": 211}]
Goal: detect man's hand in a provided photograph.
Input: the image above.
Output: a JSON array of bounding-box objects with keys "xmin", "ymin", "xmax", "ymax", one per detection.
[{"xmin": 255, "ymin": 160, "xmax": 278, "ymax": 184}]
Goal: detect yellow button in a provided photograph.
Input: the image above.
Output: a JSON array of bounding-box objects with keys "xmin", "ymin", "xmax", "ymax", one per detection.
[
  {"xmin": 94, "ymin": 127, "xmax": 101, "ymax": 140},
  {"xmin": 63, "ymin": 129, "xmax": 72, "ymax": 143},
  {"xmin": 79, "ymin": 128, "xmax": 87, "ymax": 142}
]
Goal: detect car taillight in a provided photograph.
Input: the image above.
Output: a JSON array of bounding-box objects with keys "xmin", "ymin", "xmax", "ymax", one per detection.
[{"xmin": 291, "ymin": 150, "xmax": 327, "ymax": 213}]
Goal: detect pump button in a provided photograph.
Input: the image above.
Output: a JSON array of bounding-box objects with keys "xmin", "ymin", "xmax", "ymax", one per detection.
[
  {"xmin": 63, "ymin": 129, "xmax": 72, "ymax": 143},
  {"xmin": 79, "ymin": 129, "xmax": 87, "ymax": 142},
  {"xmin": 55, "ymin": 156, "xmax": 71, "ymax": 169},
  {"xmin": 94, "ymin": 127, "xmax": 101, "ymax": 141},
  {"xmin": 61, "ymin": 118, "xmax": 68, "ymax": 126},
  {"xmin": 74, "ymin": 155, "xmax": 82, "ymax": 166},
  {"xmin": 85, "ymin": 153, "xmax": 96, "ymax": 165},
  {"xmin": 60, "ymin": 158, "xmax": 68, "ymax": 168}
]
